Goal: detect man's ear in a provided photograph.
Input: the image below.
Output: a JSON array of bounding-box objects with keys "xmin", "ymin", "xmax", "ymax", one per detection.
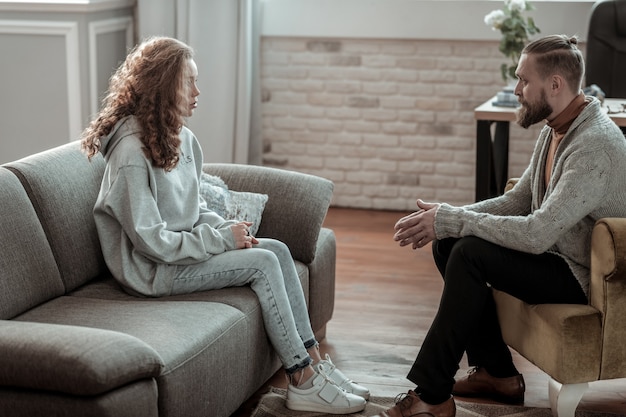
[{"xmin": 551, "ymin": 74, "xmax": 565, "ymax": 95}]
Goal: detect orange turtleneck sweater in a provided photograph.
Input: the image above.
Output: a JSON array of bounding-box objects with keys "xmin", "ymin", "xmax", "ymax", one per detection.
[{"xmin": 544, "ymin": 93, "xmax": 590, "ymax": 187}]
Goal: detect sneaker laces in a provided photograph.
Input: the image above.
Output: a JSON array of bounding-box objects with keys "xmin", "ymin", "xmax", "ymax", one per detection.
[
  {"xmin": 316, "ymin": 364, "xmax": 346, "ymax": 392},
  {"xmin": 321, "ymin": 354, "xmax": 355, "ymax": 385},
  {"xmin": 289, "ymin": 369, "xmax": 306, "ymax": 387},
  {"xmin": 321, "ymin": 354, "xmax": 337, "ymax": 373}
]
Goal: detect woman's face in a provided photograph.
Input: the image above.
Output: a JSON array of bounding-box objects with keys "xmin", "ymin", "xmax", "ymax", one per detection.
[{"xmin": 181, "ymin": 58, "xmax": 200, "ymax": 117}]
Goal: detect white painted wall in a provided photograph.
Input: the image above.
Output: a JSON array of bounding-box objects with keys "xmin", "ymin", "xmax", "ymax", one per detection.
[
  {"xmin": 136, "ymin": 0, "xmax": 259, "ymax": 164},
  {"xmin": 260, "ymin": 0, "xmax": 594, "ymax": 41}
]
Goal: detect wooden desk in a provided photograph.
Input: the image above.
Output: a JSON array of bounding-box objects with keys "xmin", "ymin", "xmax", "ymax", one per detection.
[{"xmin": 473, "ymin": 97, "xmax": 626, "ymax": 201}]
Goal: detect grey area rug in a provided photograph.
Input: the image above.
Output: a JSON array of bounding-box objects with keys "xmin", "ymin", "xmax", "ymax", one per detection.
[{"xmin": 251, "ymin": 387, "xmax": 623, "ymax": 417}]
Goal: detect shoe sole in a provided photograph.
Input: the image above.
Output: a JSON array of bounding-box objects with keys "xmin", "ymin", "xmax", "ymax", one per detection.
[
  {"xmin": 339, "ymin": 386, "xmax": 370, "ymax": 400},
  {"xmin": 285, "ymin": 400, "xmax": 366, "ymax": 414},
  {"xmin": 344, "ymin": 389, "xmax": 370, "ymax": 401},
  {"xmin": 452, "ymin": 391, "xmax": 524, "ymax": 405}
]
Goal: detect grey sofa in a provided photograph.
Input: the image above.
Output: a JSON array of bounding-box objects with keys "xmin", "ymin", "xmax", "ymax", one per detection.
[{"xmin": 0, "ymin": 141, "xmax": 336, "ymax": 417}]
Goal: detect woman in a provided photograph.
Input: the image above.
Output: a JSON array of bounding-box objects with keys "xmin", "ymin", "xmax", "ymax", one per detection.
[{"xmin": 81, "ymin": 36, "xmax": 368, "ymax": 414}]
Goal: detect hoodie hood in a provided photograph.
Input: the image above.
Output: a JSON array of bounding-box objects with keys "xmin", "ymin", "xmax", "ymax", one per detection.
[{"xmin": 100, "ymin": 116, "xmax": 142, "ymax": 159}]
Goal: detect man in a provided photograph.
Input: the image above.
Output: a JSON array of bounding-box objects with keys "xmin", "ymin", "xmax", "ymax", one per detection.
[{"xmin": 377, "ymin": 34, "xmax": 626, "ymax": 417}]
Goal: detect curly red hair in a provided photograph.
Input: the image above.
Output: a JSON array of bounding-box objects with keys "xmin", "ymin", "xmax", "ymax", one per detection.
[{"xmin": 81, "ymin": 36, "xmax": 194, "ymax": 171}]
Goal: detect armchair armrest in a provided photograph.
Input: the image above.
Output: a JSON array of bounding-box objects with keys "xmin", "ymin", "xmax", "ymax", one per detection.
[
  {"xmin": 504, "ymin": 178, "xmax": 519, "ymax": 192},
  {"xmin": 590, "ymin": 217, "xmax": 626, "ymax": 379},
  {"xmin": 0, "ymin": 321, "xmax": 163, "ymax": 396},
  {"xmin": 203, "ymin": 164, "xmax": 333, "ymax": 264}
]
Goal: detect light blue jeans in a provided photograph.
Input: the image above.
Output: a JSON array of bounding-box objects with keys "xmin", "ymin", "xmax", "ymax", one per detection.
[{"xmin": 170, "ymin": 238, "xmax": 316, "ymax": 374}]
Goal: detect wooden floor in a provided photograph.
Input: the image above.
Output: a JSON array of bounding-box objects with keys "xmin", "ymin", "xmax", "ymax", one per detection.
[{"xmin": 233, "ymin": 207, "xmax": 626, "ymax": 416}]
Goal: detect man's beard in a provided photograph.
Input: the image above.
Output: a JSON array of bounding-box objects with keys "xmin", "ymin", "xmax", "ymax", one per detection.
[{"xmin": 516, "ymin": 89, "xmax": 553, "ymax": 129}]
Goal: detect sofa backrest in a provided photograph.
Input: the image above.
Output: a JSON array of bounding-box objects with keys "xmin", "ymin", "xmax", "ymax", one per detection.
[
  {"xmin": 4, "ymin": 141, "xmax": 107, "ymax": 293},
  {"xmin": 0, "ymin": 168, "xmax": 65, "ymax": 319}
]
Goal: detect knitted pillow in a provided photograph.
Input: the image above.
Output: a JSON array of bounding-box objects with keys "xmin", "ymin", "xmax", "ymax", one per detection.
[{"xmin": 198, "ymin": 173, "xmax": 268, "ymax": 236}]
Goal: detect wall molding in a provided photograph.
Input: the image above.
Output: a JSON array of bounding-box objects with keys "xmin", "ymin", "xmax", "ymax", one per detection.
[
  {"xmin": 0, "ymin": 19, "xmax": 81, "ymax": 141},
  {"xmin": 0, "ymin": 0, "xmax": 135, "ymax": 13},
  {"xmin": 88, "ymin": 16, "xmax": 134, "ymax": 116}
]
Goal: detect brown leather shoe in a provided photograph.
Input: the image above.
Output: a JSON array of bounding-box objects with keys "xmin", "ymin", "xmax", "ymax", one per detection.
[
  {"xmin": 452, "ymin": 367, "xmax": 525, "ymax": 404},
  {"xmin": 374, "ymin": 390, "xmax": 455, "ymax": 417}
]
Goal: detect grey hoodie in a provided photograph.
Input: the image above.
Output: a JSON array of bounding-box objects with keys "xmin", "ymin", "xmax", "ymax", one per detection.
[{"xmin": 94, "ymin": 116, "xmax": 237, "ymax": 296}]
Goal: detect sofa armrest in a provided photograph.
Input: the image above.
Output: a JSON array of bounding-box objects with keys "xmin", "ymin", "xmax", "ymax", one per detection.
[
  {"xmin": 203, "ymin": 164, "xmax": 333, "ymax": 264},
  {"xmin": 0, "ymin": 321, "xmax": 163, "ymax": 396},
  {"xmin": 307, "ymin": 227, "xmax": 336, "ymax": 333},
  {"xmin": 590, "ymin": 217, "xmax": 626, "ymax": 378}
]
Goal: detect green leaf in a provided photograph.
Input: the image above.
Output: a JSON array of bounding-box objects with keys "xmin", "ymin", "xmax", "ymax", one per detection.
[{"xmin": 491, "ymin": 0, "xmax": 540, "ymax": 82}]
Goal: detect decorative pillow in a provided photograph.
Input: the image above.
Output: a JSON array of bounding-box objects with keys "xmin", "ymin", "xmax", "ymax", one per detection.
[{"xmin": 199, "ymin": 173, "xmax": 268, "ymax": 236}]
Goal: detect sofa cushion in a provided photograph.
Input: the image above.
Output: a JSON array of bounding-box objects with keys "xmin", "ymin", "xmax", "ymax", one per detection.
[
  {"xmin": 4, "ymin": 141, "xmax": 107, "ymax": 293},
  {"xmin": 0, "ymin": 320, "xmax": 163, "ymax": 395},
  {"xmin": 203, "ymin": 164, "xmax": 333, "ymax": 264},
  {"xmin": 69, "ymin": 257, "xmax": 310, "ymax": 304},
  {"xmin": 199, "ymin": 173, "xmax": 268, "ymax": 236},
  {"xmin": 0, "ymin": 379, "xmax": 159, "ymax": 417},
  {"xmin": 15, "ymin": 297, "xmax": 245, "ymax": 373},
  {"xmin": 0, "ymin": 168, "xmax": 64, "ymax": 319},
  {"xmin": 14, "ymin": 295, "xmax": 279, "ymax": 417}
]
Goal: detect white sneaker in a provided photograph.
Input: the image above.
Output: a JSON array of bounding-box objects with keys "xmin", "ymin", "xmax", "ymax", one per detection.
[
  {"xmin": 286, "ymin": 365, "xmax": 367, "ymax": 414},
  {"xmin": 318, "ymin": 354, "xmax": 371, "ymax": 400}
]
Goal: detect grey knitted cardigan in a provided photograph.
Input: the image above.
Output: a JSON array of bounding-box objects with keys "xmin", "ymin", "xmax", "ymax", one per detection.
[{"xmin": 434, "ymin": 96, "xmax": 626, "ymax": 296}]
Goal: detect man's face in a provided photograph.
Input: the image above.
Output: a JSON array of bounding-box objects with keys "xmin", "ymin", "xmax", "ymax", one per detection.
[
  {"xmin": 514, "ymin": 54, "xmax": 553, "ymax": 129},
  {"xmin": 517, "ymin": 88, "xmax": 552, "ymax": 129}
]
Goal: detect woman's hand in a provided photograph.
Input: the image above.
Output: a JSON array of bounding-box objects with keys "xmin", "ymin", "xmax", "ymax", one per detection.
[
  {"xmin": 231, "ymin": 222, "xmax": 258, "ymax": 249},
  {"xmin": 393, "ymin": 200, "xmax": 440, "ymax": 249}
]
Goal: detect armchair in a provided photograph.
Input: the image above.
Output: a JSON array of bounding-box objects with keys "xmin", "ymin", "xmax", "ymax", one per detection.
[{"xmin": 492, "ymin": 179, "xmax": 626, "ymax": 417}]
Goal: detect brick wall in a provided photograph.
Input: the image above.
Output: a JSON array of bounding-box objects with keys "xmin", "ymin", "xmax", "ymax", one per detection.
[{"xmin": 260, "ymin": 37, "xmax": 544, "ymax": 211}]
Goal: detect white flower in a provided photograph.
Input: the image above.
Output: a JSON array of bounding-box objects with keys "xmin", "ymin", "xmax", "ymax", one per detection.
[
  {"xmin": 484, "ymin": 9, "xmax": 506, "ymax": 30},
  {"xmin": 484, "ymin": 0, "xmax": 540, "ymax": 81},
  {"xmin": 506, "ymin": 0, "xmax": 527, "ymax": 12}
]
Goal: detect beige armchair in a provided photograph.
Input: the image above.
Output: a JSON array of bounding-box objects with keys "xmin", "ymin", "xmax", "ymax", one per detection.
[{"xmin": 492, "ymin": 179, "xmax": 626, "ymax": 417}]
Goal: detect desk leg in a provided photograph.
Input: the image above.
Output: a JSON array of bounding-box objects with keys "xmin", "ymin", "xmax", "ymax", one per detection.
[
  {"xmin": 475, "ymin": 120, "xmax": 493, "ymax": 201},
  {"xmin": 493, "ymin": 121, "xmax": 510, "ymax": 196},
  {"xmin": 475, "ymin": 120, "xmax": 510, "ymax": 201}
]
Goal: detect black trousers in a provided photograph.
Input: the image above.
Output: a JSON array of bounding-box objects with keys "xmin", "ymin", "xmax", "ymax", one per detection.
[{"xmin": 406, "ymin": 236, "xmax": 587, "ymax": 401}]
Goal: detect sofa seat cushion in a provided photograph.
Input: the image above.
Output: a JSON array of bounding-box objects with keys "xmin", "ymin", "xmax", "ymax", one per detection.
[
  {"xmin": 0, "ymin": 379, "xmax": 159, "ymax": 417},
  {"xmin": 15, "ymin": 293, "xmax": 282, "ymax": 417},
  {"xmin": 15, "ymin": 296, "xmax": 253, "ymax": 375},
  {"xmin": 493, "ymin": 289, "xmax": 602, "ymax": 383},
  {"xmin": 69, "ymin": 259, "xmax": 310, "ymax": 311},
  {"xmin": 0, "ymin": 320, "xmax": 163, "ymax": 396}
]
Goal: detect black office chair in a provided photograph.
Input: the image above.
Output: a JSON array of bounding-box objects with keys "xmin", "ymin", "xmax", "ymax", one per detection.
[{"xmin": 586, "ymin": 0, "xmax": 626, "ymax": 98}]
